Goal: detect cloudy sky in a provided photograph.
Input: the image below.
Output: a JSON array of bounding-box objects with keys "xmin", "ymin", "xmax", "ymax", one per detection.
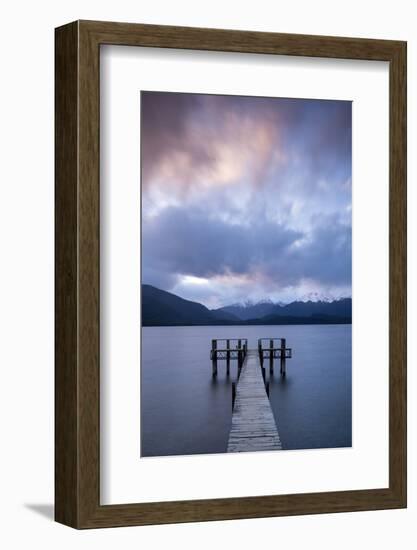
[{"xmin": 141, "ymin": 91, "xmax": 352, "ymax": 309}]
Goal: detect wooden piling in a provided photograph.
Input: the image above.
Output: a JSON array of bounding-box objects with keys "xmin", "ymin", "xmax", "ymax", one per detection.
[
  {"xmin": 280, "ymin": 338, "xmax": 286, "ymax": 377},
  {"xmin": 211, "ymin": 339, "xmax": 217, "ymax": 377},
  {"xmin": 238, "ymin": 349, "xmax": 243, "ymax": 378},
  {"xmin": 226, "ymin": 339, "xmax": 230, "ymax": 376},
  {"xmin": 269, "ymin": 338, "xmax": 274, "ymax": 373}
]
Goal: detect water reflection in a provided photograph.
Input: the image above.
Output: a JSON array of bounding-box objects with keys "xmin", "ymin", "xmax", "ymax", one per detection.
[{"xmin": 141, "ymin": 325, "xmax": 351, "ymax": 457}]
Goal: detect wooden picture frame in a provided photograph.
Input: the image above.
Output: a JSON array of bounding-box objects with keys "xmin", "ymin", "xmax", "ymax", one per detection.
[{"xmin": 55, "ymin": 20, "xmax": 407, "ymax": 528}]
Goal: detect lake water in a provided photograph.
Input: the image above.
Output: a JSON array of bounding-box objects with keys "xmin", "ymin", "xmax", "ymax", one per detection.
[{"xmin": 141, "ymin": 324, "xmax": 351, "ymax": 457}]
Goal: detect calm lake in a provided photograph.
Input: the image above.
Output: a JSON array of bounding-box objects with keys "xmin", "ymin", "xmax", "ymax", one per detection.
[{"xmin": 141, "ymin": 324, "xmax": 352, "ymax": 457}]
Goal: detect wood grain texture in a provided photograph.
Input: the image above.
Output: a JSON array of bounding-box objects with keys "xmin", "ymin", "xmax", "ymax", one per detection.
[
  {"xmin": 55, "ymin": 20, "xmax": 407, "ymax": 529},
  {"xmin": 388, "ymin": 40, "xmax": 407, "ymax": 505},
  {"xmin": 55, "ymin": 21, "xmax": 79, "ymax": 527}
]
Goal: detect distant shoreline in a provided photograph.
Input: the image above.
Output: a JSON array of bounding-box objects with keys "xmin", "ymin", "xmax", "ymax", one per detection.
[
  {"xmin": 142, "ymin": 320, "xmax": 352, "ymax": 327},
  {"xmin": 142, "ymin": 284, "xmax": 352, "ymax": 327}
]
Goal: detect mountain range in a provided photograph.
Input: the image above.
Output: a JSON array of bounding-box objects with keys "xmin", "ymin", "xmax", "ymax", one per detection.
[{"xmin": 142, "ymin": 284, "xmax": 352, "ymax": 326}]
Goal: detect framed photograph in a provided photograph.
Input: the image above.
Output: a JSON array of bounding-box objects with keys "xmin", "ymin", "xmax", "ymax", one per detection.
[{"xmin": 55, "ymin": 20, "xmax": 406, "ymax": 528}]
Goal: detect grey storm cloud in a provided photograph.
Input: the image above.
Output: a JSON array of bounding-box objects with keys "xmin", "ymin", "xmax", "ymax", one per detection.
[
  {"xmin": 141, "ymin": 92, "xmax": 203, "ymax": 185},
  {"xmin": 142, "ymin": 206, "xmax": 351, "ymax": 291},
  {"xmin": 140, "ymin": 91, "xmax": 352, "ymax": 304},
  {"xmin": 142, "ymin": 206, "xmax": 301, "ymax": 278}
]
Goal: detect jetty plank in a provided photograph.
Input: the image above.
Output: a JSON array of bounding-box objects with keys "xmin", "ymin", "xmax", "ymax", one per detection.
[{"xmin": 227, "ymin": 350, "xmax": 282, "ymax": 452}]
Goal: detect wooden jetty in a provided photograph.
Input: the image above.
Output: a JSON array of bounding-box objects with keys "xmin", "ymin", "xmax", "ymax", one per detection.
[
  {"xmin": 210, "ymin": 338, "xmax": 292, "ymax": 453},
  {"xmin": 228, "ymin": 350, "xmax": 282, "ymax": 452}
]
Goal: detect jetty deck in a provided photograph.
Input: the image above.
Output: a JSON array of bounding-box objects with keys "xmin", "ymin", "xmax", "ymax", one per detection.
[{"xmin": 227, "ymin": 350, "xmax": 282, "ymax": 453}]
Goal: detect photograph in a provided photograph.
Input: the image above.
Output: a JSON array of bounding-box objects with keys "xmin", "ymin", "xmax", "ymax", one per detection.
[{"xmin": 140, "ymin": 91, "xmax": 352, "ymax": 457}]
